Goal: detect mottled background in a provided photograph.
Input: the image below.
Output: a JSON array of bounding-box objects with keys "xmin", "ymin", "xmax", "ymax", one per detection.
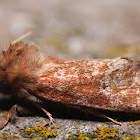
[
  {"xmin": 0, "ymin": 0, "xmax": 140, "ymax": 139},
  {"xmin": 0, "ymin": 0, "xmax": 140, "ymax": 59}
]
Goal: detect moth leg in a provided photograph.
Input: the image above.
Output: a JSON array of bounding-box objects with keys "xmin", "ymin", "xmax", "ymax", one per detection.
[
  {"xmin": 0, "ymin": 104, "xmax": 17, "ymax": 129},
  {"xmin": 82, "ymin": 108, "xmax": 122, "ymax": 126},
  {"xmin": 97, "ymin": 112, "xmax": 122, "ymax": 126},
  {"xmin": 41, "ymin": 108, "xmax": 54, "ymax": 126}
]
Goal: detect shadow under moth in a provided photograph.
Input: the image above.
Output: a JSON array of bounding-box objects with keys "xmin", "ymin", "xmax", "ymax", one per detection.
[{"xmin": 0, "ymin": 41, "xmax": 140, "ymax": 129}]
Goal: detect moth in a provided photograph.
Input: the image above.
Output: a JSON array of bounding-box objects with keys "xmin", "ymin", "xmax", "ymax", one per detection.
[{"xmin": 0, "ymin": 41, "xmax": 140, "ymax": 129}]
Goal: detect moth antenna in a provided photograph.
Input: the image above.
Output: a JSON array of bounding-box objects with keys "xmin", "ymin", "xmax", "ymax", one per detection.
[{"xmin": 11, "ymin": 31, "xmax": 32, "ymax": 45}]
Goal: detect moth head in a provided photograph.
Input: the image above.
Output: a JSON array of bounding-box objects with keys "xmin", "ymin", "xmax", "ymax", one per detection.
[{"xmin": 0, "ymin": 42, "xmax": 41, "ymax": 95}]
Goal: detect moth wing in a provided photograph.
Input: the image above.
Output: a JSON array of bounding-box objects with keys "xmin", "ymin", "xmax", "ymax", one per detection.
[{"xmin": 37, "ymin": 58, "xmax": 140, "ymax": 113}]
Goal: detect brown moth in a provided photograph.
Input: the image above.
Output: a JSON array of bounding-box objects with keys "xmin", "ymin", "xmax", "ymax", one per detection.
[{"xmin": 0, "ymin": 41, "xmax": 140, "ymax": 129}]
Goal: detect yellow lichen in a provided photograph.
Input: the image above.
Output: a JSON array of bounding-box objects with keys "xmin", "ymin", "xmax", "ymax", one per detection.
[
  {"xmin": 0, "ymin": 111, "xmax": 8, "ymax": 117},
  {"xmin": 51, "ymin": 125, "xmax": 60, "ymax": 129},
  {"xmin": 68, "ymin": 131, "xmax": 96, "ymax": 140},
  {"xmin": 0, "ymin": 134, "xmax": 16, "ymax": 139},
  {"xmin": 122, "ymin": 135, "xmax": 140, "ymax": 140},
  {"xmin": 19, "ymin": 125, "xmax": 59, "ymax": 139},
  {"xmin": 83, "ymin": 123, "xmax": 87, "ymax": 126},
  {"xmin": 96, "ymin": 125, "xmax": 117, "ymax": 140},
  {"xmin": 78, "ymin": 134, "xmax": 91, "ymax": 140},
  {"xmin": 68, "ymin": 126, "xmax": 118, "ymax": 140},
  {"xmin": 129, "ymin": 120, "xmax": 140, "ymax": 125}
]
